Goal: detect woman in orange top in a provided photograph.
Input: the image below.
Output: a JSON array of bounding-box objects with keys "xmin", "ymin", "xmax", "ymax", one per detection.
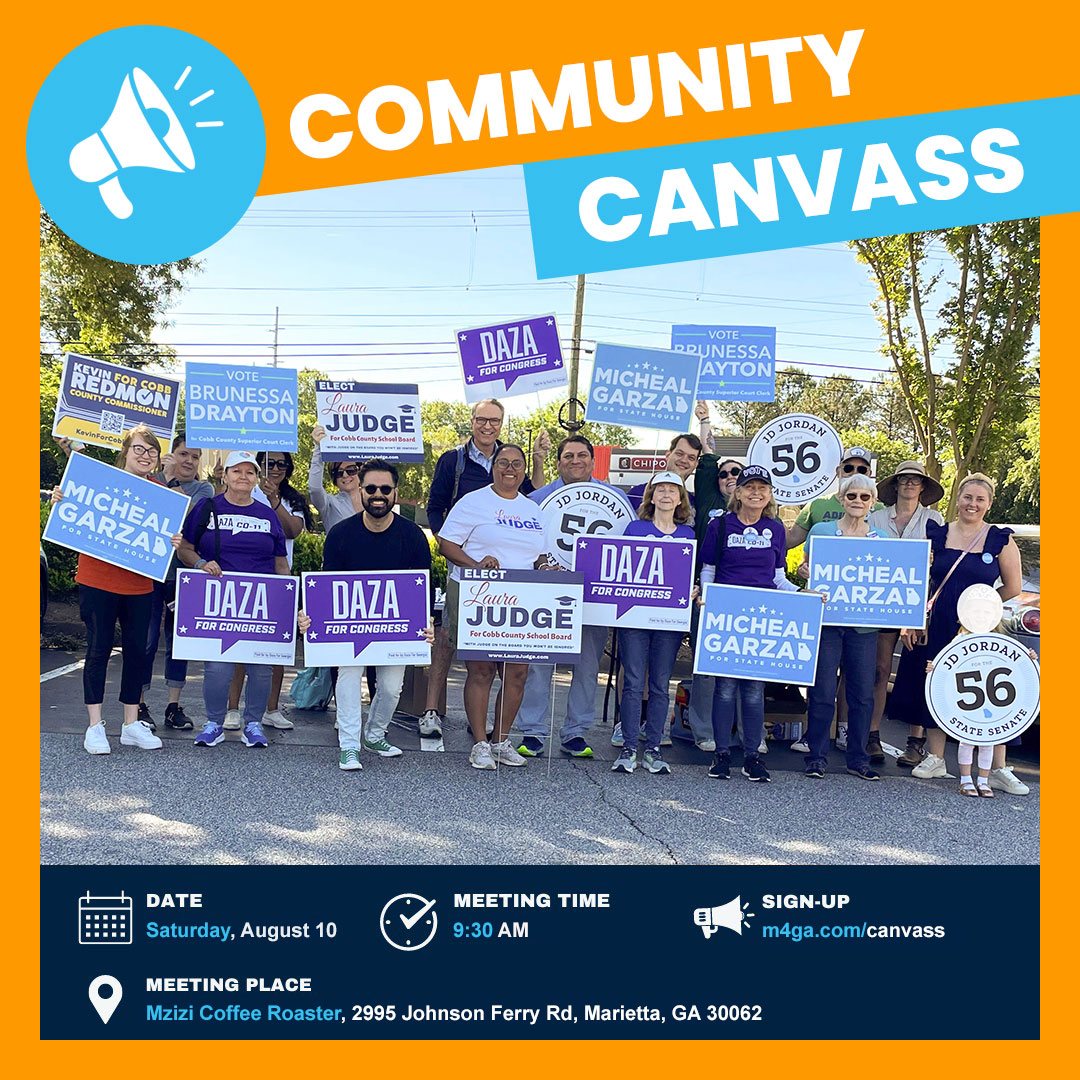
[{"xmin": 50, "ymin": 425, "xmax": 182, "ymax": 755}]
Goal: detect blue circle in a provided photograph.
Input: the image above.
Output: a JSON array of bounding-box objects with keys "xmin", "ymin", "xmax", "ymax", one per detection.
[{"xmin": 27, "ymin": 25, "xmax": 265, "ymax": 264}]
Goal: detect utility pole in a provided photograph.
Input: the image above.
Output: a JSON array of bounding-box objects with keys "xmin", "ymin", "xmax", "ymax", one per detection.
[
  {"xmin": 568, "ymin": 274, "xmax": 586, "ymax": 425},
  {"xmin": 271, "ymin": 305, "xmax": 280, "ymax": 368}
]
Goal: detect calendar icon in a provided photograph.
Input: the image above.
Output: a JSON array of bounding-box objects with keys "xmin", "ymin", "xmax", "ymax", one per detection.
[{"xmin": 78, "ymin": 892, "xmax": 133, "ymax": 945}]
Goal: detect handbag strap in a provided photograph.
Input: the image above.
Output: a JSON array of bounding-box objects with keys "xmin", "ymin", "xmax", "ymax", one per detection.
[{"xmin": 926, "ymin": 524, "xmax": 989, "ymax": 612}]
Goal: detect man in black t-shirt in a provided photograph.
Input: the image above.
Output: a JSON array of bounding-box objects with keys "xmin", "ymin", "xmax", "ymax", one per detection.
[{"xmin": 309, "ymin": 460, "xmax": 434, "ymax": 771}]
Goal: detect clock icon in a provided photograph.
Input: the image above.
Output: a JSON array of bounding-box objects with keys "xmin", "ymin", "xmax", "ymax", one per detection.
[{"xmin": 379, "ymin": 893, "xmax": 438, "ymax": 952}]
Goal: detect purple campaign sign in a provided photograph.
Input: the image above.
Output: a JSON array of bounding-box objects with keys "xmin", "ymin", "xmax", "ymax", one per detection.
[
  {"xmin": 172, "ymin": 571, "xmax": 299, "ymax": 665},
  {"xmin": 574, "ymin": 535, "xmax": 696, "ymax": 630},
  {"xmin": 302, "ymin": 571, "xmax": 432, "ymax": 667},
  {"xmin": 456, "ymin": 314, "xmax": 568, "ymax": 401}
]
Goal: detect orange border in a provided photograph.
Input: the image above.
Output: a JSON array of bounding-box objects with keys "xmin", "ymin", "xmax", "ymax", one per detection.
[{"xmin": 7, "ymin": 2, "xmax": 1069, "ymax": 1068}]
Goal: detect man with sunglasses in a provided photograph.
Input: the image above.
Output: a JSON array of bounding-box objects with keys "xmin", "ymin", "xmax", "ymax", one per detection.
[
  {"xmin": 420, "ymin": 399, "xmax": 549, "ymax": 739},
  {"xmin": 785, "ymin": 448, "xmax": 884, "ymax": 550},
  {"xmin": 318, "ymin": 459, "xmax": 434, "ymax": 767}
]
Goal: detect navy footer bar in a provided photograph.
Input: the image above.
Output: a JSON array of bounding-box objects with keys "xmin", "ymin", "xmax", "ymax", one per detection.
[{"xmin": 42, "ymin": 865, "xmax": 1039, "ymax": 1040}]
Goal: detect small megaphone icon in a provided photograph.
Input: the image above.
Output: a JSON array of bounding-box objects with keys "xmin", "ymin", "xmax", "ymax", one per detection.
[
  {"xmin": 693, "ymin": 896, "xmax": 755, "ymax": 939},
  {"xmin": 69, "ymin": 68, "xmax": 196, "ymax": 220}
]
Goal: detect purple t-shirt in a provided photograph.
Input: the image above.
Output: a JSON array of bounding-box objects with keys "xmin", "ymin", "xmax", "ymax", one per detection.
[
  {"xmin": 183, "ymin": 495, "xmax": 287, "ymax": 575},
  {"xmin": 624, "ymin": 519, "xmax": 696, "ymax": 541},
  {"xmin": 701, "ymin": 512, "xmax": 786, "ymax": 588}
]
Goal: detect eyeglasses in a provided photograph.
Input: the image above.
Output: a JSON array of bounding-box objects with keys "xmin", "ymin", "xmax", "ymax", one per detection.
[
  {"xmin": 363, "ymin": 484, "xmax": 395, "ymax": 496},
  {"xmin": 334, "ymin": 466, "xmax": 360, "ymax": 480},
  {"xmin": 129, "ymin": 444, "xmax": 159, "ymax": 458},
  {"xmin": 897, "ymin": 475, "xmax": 924, "ymax": 484},
  {"xmin": 842, "ymin": 463, "xmax": 870, "ymax": 474},
  {"xmin": 473, "ymin": 415, "xmax": 503, "ymax": 428},
  {"xmin": 718, "ymin": 467, "xmax": 742, "ymax": 479},
  {"xmin": 844, "ymin": 492, "xmax": 873, "ymax": 502},
  {"xmin": 495, "ymin": 458, "xmax": 525, "ymax": 471},
  {"xmin": 265, "ymin": 458, "xmax": 289, "ymax": 470}
]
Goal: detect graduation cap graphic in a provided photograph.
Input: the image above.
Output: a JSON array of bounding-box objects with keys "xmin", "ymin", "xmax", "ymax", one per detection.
[
  {"xmin": 555, "ymin": 595, "xmax": 577, "ymax": 606},
  {"xmin": 399, "ymin": 404, "xmax": 416, "ymax": 412}
]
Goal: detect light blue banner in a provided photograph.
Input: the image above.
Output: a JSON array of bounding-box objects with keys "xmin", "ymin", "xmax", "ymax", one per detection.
[
  {"xmin": 671, "ymin": 325, "xmax": 776, "ymax": 401},
  {"xmin": 43, "ymin": 452, "xmax": 191, "ymax": 582},
  {"xmin": 587, "ymin": 342, "xmax": 698, "ymax": 432},
  {"xmin": 693, "ymin": 583, "xmax": 823, "ymax": 686},
  {"xmin": 185, "ymin": 362, "xmax": 299, "ymax": 451},
  {"xmin": 808, "ymin": 535, "xmax": 931, "ymax": 629},
  {"xmin": 525, "ymin": 97, "xmax": 1079, "ymax": 278}
]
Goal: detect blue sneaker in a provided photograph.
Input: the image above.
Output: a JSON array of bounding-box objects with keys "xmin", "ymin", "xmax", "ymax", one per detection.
[
  {"xmin": 610, "ymin": 722, "xmax": 624, "ymax": 746},
  {"xmin": 560, "ymin": 737, "xmax": 594, "ymax": 758},
  {"xmin": 194, "ymin": 721, "xmax": 224, "ymax": 747},
  {"xmin": 241, "ymin": 721, "xmax": 268, "ymax": 748},
  {"xmin": 517, "ymin": 736, "xmax": 545, "ymax": 757}
]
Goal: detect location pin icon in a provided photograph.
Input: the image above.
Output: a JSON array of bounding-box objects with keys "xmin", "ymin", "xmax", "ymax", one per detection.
[{"xmin": 89, "ymin": 975, "xmax": 122, "ymax": 1024}]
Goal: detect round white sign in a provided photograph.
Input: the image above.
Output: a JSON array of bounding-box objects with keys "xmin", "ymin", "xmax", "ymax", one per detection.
[
  {"xmin": 925, "ymin": 633, "xmax": 1040, "ymax": 746},
  {"xmin": 539, "ymin": 482, "xmax": 635, "ymax": 569},
  {"xmin": 747, "ymin": 413, "xmax": 844, "ymax": 505}
]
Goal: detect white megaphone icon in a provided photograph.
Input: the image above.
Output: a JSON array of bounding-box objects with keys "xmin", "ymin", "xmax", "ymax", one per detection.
[
  {"xmin": 69, "ymin": 68, "xmax": 195, "ymax": 220},
  {"xmin": 693, "ymin": 896, "xmax": 754, "ymax": 939}
]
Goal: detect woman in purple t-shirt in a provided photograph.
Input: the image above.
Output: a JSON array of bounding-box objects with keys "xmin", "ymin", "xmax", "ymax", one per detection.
[
  {"xmin": 612, "ymin": 472, "xmax": 697, "ymax": 776},
  {"xmin": 697, "ymin": 465, "xmax": 796, "ymax": 783}
]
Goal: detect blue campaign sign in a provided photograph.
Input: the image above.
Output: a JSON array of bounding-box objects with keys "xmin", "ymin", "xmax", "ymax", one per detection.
[
  {"xmin": 808, "ymin": 536, "xmax": 931, "ymax": 630},
  {"xmin": 670, "ymin": 325, "xmax": 776, "ymax": 401},
  {"xmin": 587, "ymin": 343, "xmax": 698, "ymax": 432},
  {"xmin": 693, "ymin": 583, "xmax": 824, "ymax": 686},
  {"xmin": 42, "ymin": 453, "xmax": 191, "ymax": 582},
  {"xmin": 185, "ymin": 362, "xmax": 299, "ymax": 451}
]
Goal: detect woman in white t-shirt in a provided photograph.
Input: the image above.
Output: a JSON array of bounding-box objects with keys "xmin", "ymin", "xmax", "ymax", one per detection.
[{"xmin": 438, "ymin": 444, "xmax": 552, "ymax": 771}]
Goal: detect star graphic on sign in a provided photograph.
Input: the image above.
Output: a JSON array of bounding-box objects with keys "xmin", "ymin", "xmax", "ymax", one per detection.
[
  {"xmin": 416, "ymin": 628, "xmax": 427, "ymax": 638},
  {"xmin": 466, "ymin": 375, "xmax": 475, "ymax": 383},
  {"xmin": 641, "ymin": 361, "xmax": 651, "ymax": 370},
  {"xmin": 579, "ymin": 540, "xmax": 588, "ymax": 549},
  {"xmin": 554, "ymin": 359, "xmax": 562, "ymax": 367},
  {"xmin": 307, "ymin": 578, "xmax": 317, "ymax": 588},
  {"xmin": 181, "ymin": 575, "xmax": 191, "ymax": 584},
  {"xmin": 178, "ymin": 626, "xmax": 188, "ymax": 634},
  {"xmin": 415, "ymin": 576, "xmax": 425, "ymax": 586},
  {"xmin": 546, "ymin": 318, "xmax": 554, "ymax": 326},
  {"xmin": 876, "ymin": 556, "xmax": 883, "ymax": 563},
  {"xmin": 240, "ymin": 428, "xmax": 248, "ymax": 435},
  {"xmin": 682, "ymin": 547, "xmax": 692, "ymax": 555},
  {"xmin": 122, "ymin": 488, "xmax": 132, "ymax": 498},
  {"xmin": 758, "ymin": 605, "xmax": 767, "ymax": 613},
  {"xmin": 677, "ymin": 597, "xmax": 687, "ymax": 605},
  {"xmin": 285, "ymin": 581, "xmax": 295, "ymax": 590},
  {"xmin": 459, "ymin": 333, "xmax": 468, "ymax": 341},
  {"xmin": 282, "ymin": 630, "xmax": 292, "ymax": 640},
  {"xmin": 770, "ymin": 608, "xmax": 777, "ymax": 615},
  {"xmin": 309, "ymin": 631, "xmax": 318, "ymax": 640}
]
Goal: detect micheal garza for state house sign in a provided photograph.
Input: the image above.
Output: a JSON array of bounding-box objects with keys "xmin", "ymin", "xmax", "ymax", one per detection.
[
  {"xmin": 455, "ymin": 568, "xmax": 583, "ymax": 664},
  {"xmin": 172, "ymin": 571, "xmax": 300, "ymax": 665},
  {"xmin": 747, "ymin": 413, "xmax": 843, "ymax": 505},
  {"xmin": 586, "ymin": 342, "xmax": 699, "ymax": 432},
  {"xmin": 808, "ymin": 536, "xmax": 931, "ymax": 630},
  {"xmin": 925, "ymin": 633, "xmax": 1041, "ymax": 746},
  {"xmin": 301, "ymin": 570, "xmax": 432, "ymax": 667},
  {"xmin": 694, "ymin": 583, "xmax": 824, "ymax": 685},
  {"xmin": 538, "ymin": 482, "xmax": 635, "ymax": 569},
  {"xmin": 42, "ymin": 453, "xmax": 191, "ymax": 583},
  {"xmin": 574, "ymin": 535, "xmax": 696, "ymax": 631}
]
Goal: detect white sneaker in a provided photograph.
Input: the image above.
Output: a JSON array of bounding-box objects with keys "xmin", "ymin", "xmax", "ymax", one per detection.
[
  {"xmin": 419, "ymin": 709, "xmax": 442, "ymax": 737},
  {"xmin": 610, "ymin": 722, "xmax": 624, "ymax": 746},
  {"xmin": 836, "ymin": 723, "xmax": 848, "ymax": 750},
  {"xmin": 469, "ymin": 741, "xmax": 497, "ymax": 770},
  {"xmin": 262, "ymin": 709, "xmax": 294, "ymax": 730},
  {"xmin": 490, "ymin": 739, "xmax": 527, "ymax": 766},
  {"xmin": 695, "ymin": 738, "xmax": 716, "ymax": 753},
  {"xmin": 223, "ymin": 709, "xmax": 242, "ymax": 731},
  {"xmin": 989, "ymin": 766, "xmax": 1030, "ymax": 795},
  {"xmin": 912, "ymin": 753, "xmax": 947, "ymax": 779},
  {"xmin": 791, "ymin": 737, "xmax": 810, "ymax": 753},
  {"xmin": 758, "ymin": 738, "xmax": 768, "ymax": 755},
  {"xmin": 84, "ymin": 723, "xmax": 110, "ymax": 755},
  {"xmin": 120, "ymin": 720, "xmax": 163, "ymax": 750}
]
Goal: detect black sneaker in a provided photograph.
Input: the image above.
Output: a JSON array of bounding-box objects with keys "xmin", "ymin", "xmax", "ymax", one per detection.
[
  {"xmin": 847, "ymin": 765, "xmax": 881, "ymax": 781},
  {"xmin": 518, "ymin": 736, "xmax": 545, "ymax": 757},
  {"xmin": 707, "ymin": 752, "xmax": 731, "ymax": 780},
  {"xmin": 137, "ymin": 701, "xmax": 156, "ymax": 731},
  {"xmin": 164, "ymin": 703, "xmax": 193, "ymax": 730},
  {"xmin": 742, "ymin": 756, "xmax": 771, "ymax": 782},
  {"xmin": 866, "ymin": 731, "xmax": 886, "ymax": 764},
  {"xmin": 804, "ymin": 761, "xmax": 827, "ymax": 779}
]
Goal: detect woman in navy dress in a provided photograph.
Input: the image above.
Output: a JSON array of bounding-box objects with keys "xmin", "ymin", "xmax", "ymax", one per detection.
[{"xmin": 889, "ymin": 474, "xmax": 1022, "ymax": 780}]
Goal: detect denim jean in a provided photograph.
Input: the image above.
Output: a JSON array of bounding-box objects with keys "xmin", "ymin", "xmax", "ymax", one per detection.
[
  {"xmin": 686, "ymin": 606, "xmax": 718, "ymax": 743},
  {"xmin": 711, "ymin": 678, "xmax": 764, "ymax": 756},
  {"xmin": 143, "ymin": 579, "xmax": 189, "ymax": 692},
  {"xmin": 806, "ymin": 627, "xmax": 876, "ymax": 771},
  {"xmin": 516, "ymin": 625, "xmax": 610, "ymax": 743},
  {"xmin": 618, "ymin": 627, "xmax": 681, "ymax": 749},
  {"xmin": 335, "ymin": 665, "xmax": 406, "ymax": 749},
  {"xmin": 203, "ymin": 662, "xmax": 271, "ymax": 726}
]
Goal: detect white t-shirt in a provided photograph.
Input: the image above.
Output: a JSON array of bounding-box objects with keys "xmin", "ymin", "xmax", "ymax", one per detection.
[
  {"xmin": 253, "ymin": 486, "xmax": 306, "ymax": 568},
  {"xmin": 439, "ymin": 485, "xmax": 545, "ymax": 581}
]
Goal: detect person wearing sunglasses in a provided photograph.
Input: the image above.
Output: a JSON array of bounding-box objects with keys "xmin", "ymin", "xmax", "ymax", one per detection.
[
  {"xmin": 437, "ymin": 444, "xmax": 551, "ymax": 770},
  {"xmin": 50, "ymin": 425, "xmax": 182, "ymax": 755},
  {"xmin": 301, "ymin": 459, "xmax": 435, "ymax": 768},
  {"xmin": 309, "ymin": 425, "xmax": 365, "ymax": 534},
  {"xmin": 797, "ymin": 473, "xmax": 884, "ymax": 781},
  {"xmin": 785, "ymin": 447, "xmax": 884, "ymax": 550}
]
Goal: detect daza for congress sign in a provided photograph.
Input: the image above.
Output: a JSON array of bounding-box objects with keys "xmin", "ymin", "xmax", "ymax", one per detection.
[{"xmin": 456, "ymin": 314, "xmax": 567, "ymax": 401}]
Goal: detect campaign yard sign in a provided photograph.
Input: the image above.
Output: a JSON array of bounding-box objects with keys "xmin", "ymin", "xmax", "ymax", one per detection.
[
  {"xmin": 538, "ymin": 481, "xmax": 635, "ymax": 569},
  {"xmin": 693, "ymin": 583, "xmax": 824, "ymax": 685},
  {"xmin": 670, "ymin": 325, "xmax": 777, "ymax": 401},
  {"xmin": 301, "ymin": 570, "xmax": 432, "ymax": 667},
  {"xmin": 184, "ymin": 363, "xmax": 299, "ymax": 451},
  {"xmin": 457, "ymin": 315, "xmax": 567, "ymax": 401},
  {"xmin": 172, "ymin": 571, "xmax": 299, "ymax": 665},
  {"xmin": 456, "ymin": 568, "xmax": 584, "ymax": 664},
  {"xmin": 315, "ymin": 380, "xmax": 424, "ymax": 462},
  {"xmin": 587, "ymin": 343, "xmax": 698, "ymax": 432},
  {"xmin": 574, "ymin": 535, "xmax": 696, "ymax": 631},
  {"xmin": 808, "ymin": 536, "xmax": 931, "ymax": 629},
  {"xmin": 42, "ymin": 453, "xmax": 190, "ymax": 582},
  {"xmin": 52, "ymin": 353, "xmax": 180, "ymax": 454}
]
